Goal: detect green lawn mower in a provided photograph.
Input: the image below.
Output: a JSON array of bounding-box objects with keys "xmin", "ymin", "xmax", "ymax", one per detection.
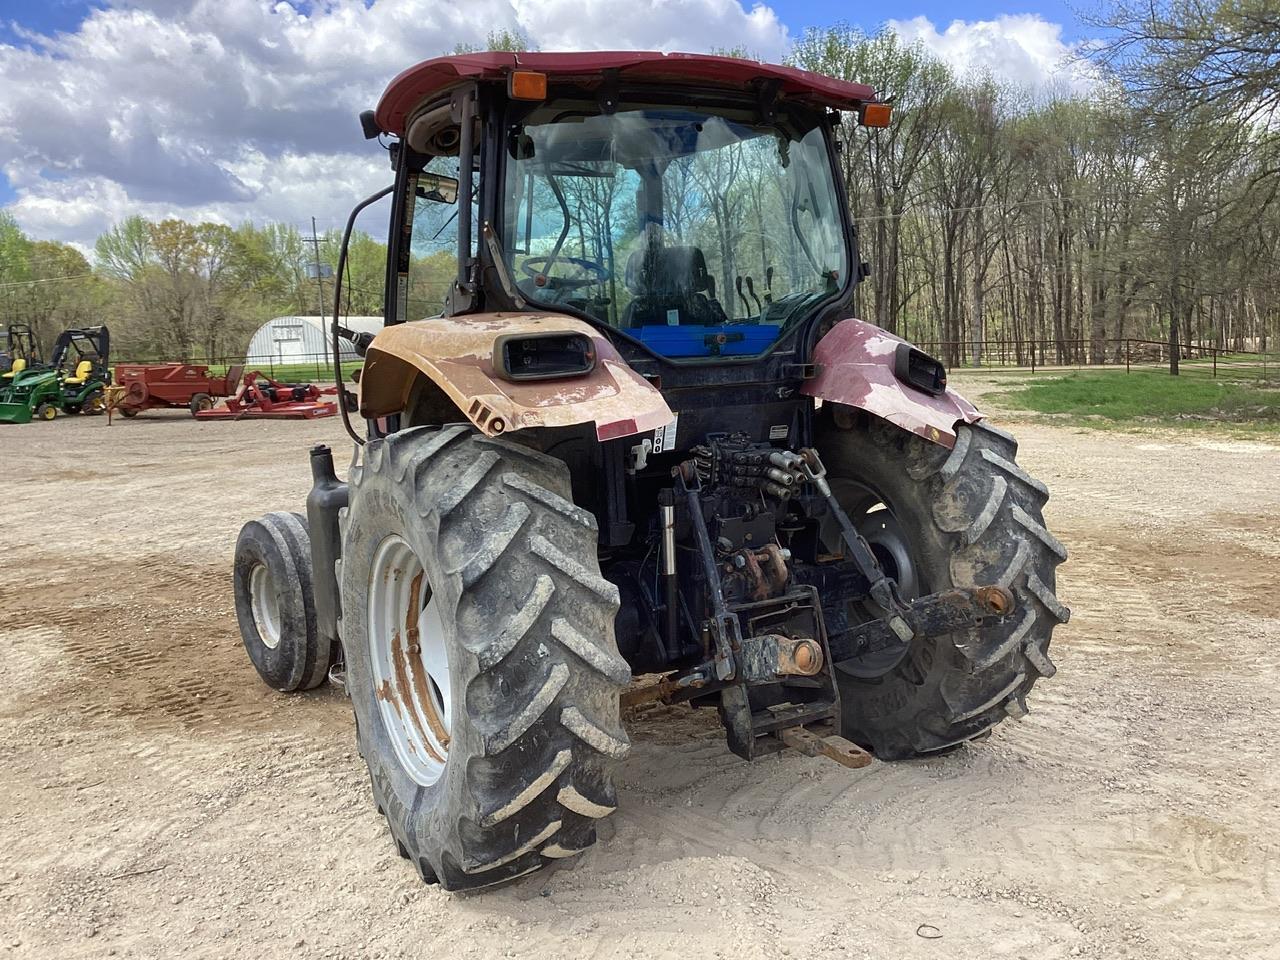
[{"xmin": 0, "ymin": 325, "xmax": 110, "ymax": 424}]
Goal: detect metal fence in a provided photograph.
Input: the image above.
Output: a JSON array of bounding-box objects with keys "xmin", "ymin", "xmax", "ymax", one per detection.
[
  {"xmin": 914, "ymin": 337, "xmax": 1277, "ymax": 381},
  {"xmin": 112, "ymin": 339, "xmax": 1277, "ymax": 384}
]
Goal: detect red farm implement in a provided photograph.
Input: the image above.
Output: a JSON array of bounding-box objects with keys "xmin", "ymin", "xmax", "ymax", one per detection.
[
  {"xmin": 113, "ymin": 363, "xmax": 244, "ymax": 417},
  {"xmin": 195, "ymin": 371, "xmax": 338, "ymax": 421}
]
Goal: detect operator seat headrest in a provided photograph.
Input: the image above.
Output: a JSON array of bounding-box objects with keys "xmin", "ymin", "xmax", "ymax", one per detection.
[{"xmin": 625, "ymin": 245, "xmax": 713, "ymax": 298}]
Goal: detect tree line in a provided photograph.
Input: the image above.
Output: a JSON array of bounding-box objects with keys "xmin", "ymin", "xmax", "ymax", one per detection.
[
  {"xmin": 791, "ymin": 6, "xmax": 1280, "ymax": 372},
  {"xmin": 1, "ymin": 4, "xmax": 1276, "ymax": 373},
  {"xmin": 0, "ymin": 212, "xmax": 400, "ymax": 361}
]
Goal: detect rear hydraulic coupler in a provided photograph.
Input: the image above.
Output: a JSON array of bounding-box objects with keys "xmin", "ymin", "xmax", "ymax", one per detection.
[{"xmin": 690, "ymin": 435, "xmax": 807, "ymax": 499}]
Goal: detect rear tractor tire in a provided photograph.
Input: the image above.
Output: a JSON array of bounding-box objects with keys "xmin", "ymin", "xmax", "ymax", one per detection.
[
  {"xmin": 233, "ymin": 511, "xmax": 330, "ymax": 692},
  {"xmin": 82, "ymin": 388, "xmax": 106, "ymax": 415},
  {"xmin": 817, "ymin": 411, "xmax": 1070, "ymax": 760},
  {"xmin": 340, "ymin": 425, "xmax": 631, "ymax": 891}
]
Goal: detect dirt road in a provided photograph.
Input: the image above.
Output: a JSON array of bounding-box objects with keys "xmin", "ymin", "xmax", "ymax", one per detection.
[{"xmin": 1, "ymin": 390, "xmax": 1277, "ymax": 959}]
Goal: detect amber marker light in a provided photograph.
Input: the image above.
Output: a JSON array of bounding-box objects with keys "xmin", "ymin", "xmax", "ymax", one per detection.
[
  {"xmin": 508, "ymin": 70, "xmax": 548, "ymax": 101},
  {"xmin": 859, "ymin": 102, "xmax": 892, "ymax": 128}
]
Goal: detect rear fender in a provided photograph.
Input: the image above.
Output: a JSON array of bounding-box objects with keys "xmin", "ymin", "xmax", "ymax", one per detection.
[
  {"xmin": 358, "ymin": 313, "xmax": 674, "ymax": 441},
  {"xmin": 802, "ymin": 318, "xmax": 980, "ymax": 448}
]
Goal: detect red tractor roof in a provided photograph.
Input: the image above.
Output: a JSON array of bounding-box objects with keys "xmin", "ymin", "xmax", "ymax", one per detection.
[{"xmin": 374, "ymin": 51, "xmax": 878, "ymax": 136}]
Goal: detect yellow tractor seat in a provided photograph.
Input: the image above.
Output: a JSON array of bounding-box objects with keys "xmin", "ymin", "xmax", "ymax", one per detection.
[
  {"xmin": 1, "ymin": 358, "xmax": 25, "ymax": 379},
  {"xmin": 63, "ymin": 360, "xmax": 93, "ymax": 385}
]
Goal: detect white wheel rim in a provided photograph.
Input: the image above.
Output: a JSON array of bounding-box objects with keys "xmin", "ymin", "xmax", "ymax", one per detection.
[
  {"xmin": 368, "ymin": 535, "xmax": 451, "ymax": 786},
  {"xmin": 249, "ymin": 563, "xmax": 282, "ymax": 649}
]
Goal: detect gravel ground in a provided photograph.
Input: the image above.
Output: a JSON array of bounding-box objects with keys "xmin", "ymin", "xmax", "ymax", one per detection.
[{"xmin": 1, "ymin": 381, "xmax": 1277, "ymax": 960}]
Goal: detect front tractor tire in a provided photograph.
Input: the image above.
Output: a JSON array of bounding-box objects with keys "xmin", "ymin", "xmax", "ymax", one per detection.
[
  {"xmin": 818, "ymin": 412, "xmax": 1069, "ymax": 760},
  {"xmin": 233, "ymin": 511, "xmax": 328, "ymax": 692},
  {"xmin": 340, "ymin": 425, "xmax": 631, "ymax": 891}
]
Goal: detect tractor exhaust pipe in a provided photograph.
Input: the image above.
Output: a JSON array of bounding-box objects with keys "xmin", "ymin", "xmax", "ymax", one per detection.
[{"xmin": 307, "ymin": 444, "xmax": 349, "ymax": 672}]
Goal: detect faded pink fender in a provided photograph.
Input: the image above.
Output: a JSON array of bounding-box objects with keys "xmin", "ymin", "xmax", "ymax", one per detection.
[
  {"xmin": 801, "ymin": 318, "xmax": 981, "ymax": 448},
  {"xmin": 359, "ymin": 313, "xmax": 674, "ymax": 442}
]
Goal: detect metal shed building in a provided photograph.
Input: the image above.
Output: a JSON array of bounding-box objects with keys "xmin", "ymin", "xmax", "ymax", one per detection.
[{"xmin": 244, "ymin": 316, "xmax": 384, "ymax": 365}]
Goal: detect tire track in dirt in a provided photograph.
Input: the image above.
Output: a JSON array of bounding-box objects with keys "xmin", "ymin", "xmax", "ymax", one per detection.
[
  {"xmin": 2, "ymin": 553, "xmax": 298, "ymax": 736},
  {"xmin": 1, "ymin": 539, "xmax": 368, "ymax": 905}
]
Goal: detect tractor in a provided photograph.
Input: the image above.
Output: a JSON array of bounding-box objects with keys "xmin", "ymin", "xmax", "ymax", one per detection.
[
  {"xmin": 0, "ymin": 325, "xmax": 110, "ymax": 423},
  {"xmin": 232, "ymin": 52, "xmax": 1069, "ymax": 892}
]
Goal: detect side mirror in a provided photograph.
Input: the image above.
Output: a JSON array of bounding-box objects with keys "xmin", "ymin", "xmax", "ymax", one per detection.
[{"xmin": 416, "ymin": 172, "xmax": 459, "ymax": 204}]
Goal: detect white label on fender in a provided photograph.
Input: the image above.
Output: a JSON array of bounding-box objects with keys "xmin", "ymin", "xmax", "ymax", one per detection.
[
  {"xmin": 653, "ymin": 414, "xmax": 679, "ymax": 452},
  {"xmin": 769, "ymin": 424, "xmax": 788, "ymax": 440}
]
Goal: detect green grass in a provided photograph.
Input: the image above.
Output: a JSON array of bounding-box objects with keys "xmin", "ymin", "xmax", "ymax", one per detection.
[
  {"xmin": 203, "ymin": 360, "xmax": 364, "ymax": 382},
  {"xmin": 992, "ymin": 370, "xmax": 1280, "ymax": 431},
  {"xmin": 114, "ymin": 360, "xmax": 364, "ymax": 382}
]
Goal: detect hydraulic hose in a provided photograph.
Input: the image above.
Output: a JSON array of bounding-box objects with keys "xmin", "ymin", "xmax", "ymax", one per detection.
[{"xmin": 333, "ymin": 183, "xmax": 395, "ymax": 447}]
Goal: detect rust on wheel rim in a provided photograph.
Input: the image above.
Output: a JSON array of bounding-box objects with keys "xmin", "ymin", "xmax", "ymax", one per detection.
[{"xmin": 368, "ymin": 535, "xmax": 452, "ymax": 786}]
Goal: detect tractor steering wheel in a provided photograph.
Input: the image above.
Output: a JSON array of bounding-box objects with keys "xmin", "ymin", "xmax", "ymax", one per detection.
[{"xmin": 521, "ymin": 255, "xmax": 609, "ymax": 292}]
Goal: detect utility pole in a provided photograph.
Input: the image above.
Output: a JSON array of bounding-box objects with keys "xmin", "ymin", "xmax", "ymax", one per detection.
[
  {"xmin": 305, "ymin": 217, "xmax": 335, "ymax": 375},
  {"xmin": 308, "ymin": 216, "xmax": 327, "ymax": 326}
]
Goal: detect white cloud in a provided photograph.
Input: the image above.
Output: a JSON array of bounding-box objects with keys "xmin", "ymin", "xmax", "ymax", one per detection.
[
  {"xmin": 0, "ymin": 0, "xmax": 790, "ymax": 249},
  {"xmin": 886, "ymin": 14, "xmax": 1097, "ymax": 96},
  {"xmin": 513, "ymin": 0, "xmax": 787, "ymax": 59},
  {"xmin": 3, "ymin": 152, "xmax": 395, "ymax": 255}
]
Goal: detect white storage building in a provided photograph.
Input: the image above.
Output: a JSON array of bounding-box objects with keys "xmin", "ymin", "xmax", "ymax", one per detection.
[{"xmin": 244, "ymin": 316, "xmax": 384, "ymax": 364}]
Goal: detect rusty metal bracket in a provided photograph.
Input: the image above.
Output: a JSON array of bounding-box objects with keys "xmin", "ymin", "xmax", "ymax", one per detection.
[
  {"xmin": 620, "ymin": 666, "xmax": 713, "ymax": 709},
  {"xmin": 779, "ymin": 725, "xmax": 873, "ymax": 769},
  {"xmin": 738, "ymin": 633, "xmax": 824, "ymax": 681}
]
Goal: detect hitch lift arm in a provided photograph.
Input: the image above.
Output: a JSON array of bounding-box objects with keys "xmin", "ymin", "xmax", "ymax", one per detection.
[
  {"xmin": 797, "ymin": 448, "xmax": 916, "ymax": 644},
  {"xmin": 662, "ymin": 448, "xmax": 1019, "ymax": 767}
]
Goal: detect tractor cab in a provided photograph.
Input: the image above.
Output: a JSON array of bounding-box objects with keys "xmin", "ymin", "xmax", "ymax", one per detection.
[
  {"xmin": 50, "ymin": 326, "xmax": 110, "ymax": 398},
  {"xmin": 368, "ymin": 53, "xmax": 880, "ymax": 374}
]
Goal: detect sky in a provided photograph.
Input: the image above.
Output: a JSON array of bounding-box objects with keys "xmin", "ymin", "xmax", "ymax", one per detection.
[{"xmin": 0, "ymin": 0, "xmax": 1097, "ymax": 253}]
